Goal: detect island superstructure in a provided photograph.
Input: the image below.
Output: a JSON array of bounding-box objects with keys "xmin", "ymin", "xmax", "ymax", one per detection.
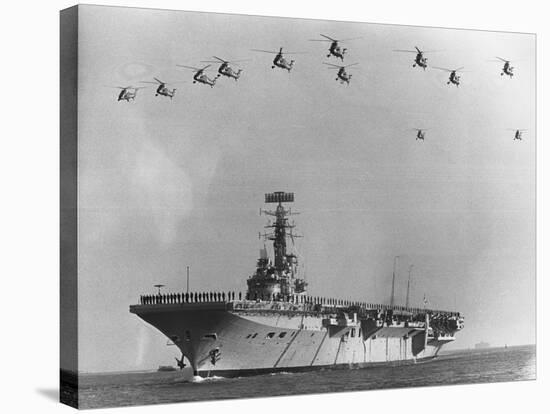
[{"xmin": 130, "ymin": 191, "xmax": 464, "ymax": 377}]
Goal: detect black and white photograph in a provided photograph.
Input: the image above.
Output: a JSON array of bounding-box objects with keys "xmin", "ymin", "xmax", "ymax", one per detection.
[
  {"xmin": 4, "ymin": 1, "xmax": 544, "ymax": 412},
  {"xmin": 58, "ymin": 3, "xmax": 538, "ymax": 409}
]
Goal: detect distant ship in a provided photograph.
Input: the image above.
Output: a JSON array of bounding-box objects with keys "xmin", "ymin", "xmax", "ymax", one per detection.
[
  {"xmin": 157, "ymin": 365, "xmax": 177, "ymax": 372},
  {"xmin": 475, "ymin": 341, "xmax": 490, "ymax": 349},
  {"xmin": 130, "ymin": 192, "xmax": 464, "ymax": 377}
]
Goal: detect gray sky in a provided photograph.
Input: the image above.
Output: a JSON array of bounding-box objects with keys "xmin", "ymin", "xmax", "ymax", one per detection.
[{"xmin": 76, "ymin": 5, "xmax": 535, "ymax": 372}]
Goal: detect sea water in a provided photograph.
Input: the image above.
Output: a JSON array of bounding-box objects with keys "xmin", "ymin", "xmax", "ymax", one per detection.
[{"xmin": 78, "ymin": 345, "xmax": 535, "ymax": 409}]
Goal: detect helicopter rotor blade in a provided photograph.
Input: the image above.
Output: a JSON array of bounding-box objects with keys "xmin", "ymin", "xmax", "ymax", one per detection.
[
  {"xmin": 278, "ymin": 50, "xmax": 307, "ymax": 55},
  {"xmin": 344, "ymin": 63, "xmax": 359, "ymax": 68},
  {"xmin": 432, "ymin": 66, "xmax": 452, "ymax": 72},
  {"xmin": 251, "ymin": 48, "xmax": 306, "ymax": 55},
  {"xmin": 393, "ymin": 49, "xmax": 417, "ymax": 53},
  {"xmin": 320, "ymin": 34, "xmax": 337, "ymax": 41},
  {"xmin": 206, "ymin": 56, "xmax": 250, "ymax": 64},
  {"xmin": 176, "ymin": 64, "xmax": 201, "ymax": 71},
  {"xmin": 104, "ymin": 85, "xmax": 132, "ymax": 89},
  {"xmin": 338, "ymin": 37, "xmax": 363, "ymax": 42},
  {"xmin": 205, "ymin": 57, "xmax": 250, "ymax": 65},
  {"xmin": 153, "ymin": 77, "xmax": 165, "ymax": 84},
  {"xmin": 250, "ymin": 49, "xmax": 278, "ymax": 54},
  {"xmin": 496, "ymin": 56, "xmax": 509, "ymax": 62},
  {"xmin": 222, "ymin": 59, "xmax": 250, "ymax": 64},
  {"xmin": 322, "ymin": 62, "xmax": 341, "ymax": 68}
]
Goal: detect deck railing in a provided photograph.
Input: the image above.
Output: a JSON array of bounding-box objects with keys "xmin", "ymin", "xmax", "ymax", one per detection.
[{"xmin": 137, "ymin": 291, "xmax": 461, "ymax": 318}]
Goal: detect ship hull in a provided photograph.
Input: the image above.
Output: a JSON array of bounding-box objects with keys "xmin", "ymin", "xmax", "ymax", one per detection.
[{"xmin": 130, "ymin": 302, "xmax": 451, "ymax": 377}]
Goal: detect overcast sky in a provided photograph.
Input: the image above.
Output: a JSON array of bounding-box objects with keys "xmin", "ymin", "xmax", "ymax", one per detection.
[{"xmin": 75, "ymin": 5, "xmax": 535, "ymax": 372}]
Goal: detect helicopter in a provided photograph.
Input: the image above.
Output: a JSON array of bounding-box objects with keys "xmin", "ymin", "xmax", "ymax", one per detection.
[
  {"xmin": 393, "ymin": 46, "xmax": 437, "ymax": 70},
  {"xmin": 106, "ymin": 86, "xmax": 146, "ymax": 102},
  {"xmin": 309, "ymin": 34, "xmax": 362, "ymax": 61},
  {"xmin": 413, "ymin": 128, "xmax": 428, "ymax": 141},
  {"xmin": 509, "ymin": 129, "xmax": 527, "ymax": 140},
  {"xmin": 200, "ymin": 56, "xmax": 250, "ymax": 81},
  {"xmin": 140, "ymin": 77, "xmax": 180, "ymax": 99},
  {"xmin": 323, "ymin": 62, "xmax": 358, "ymax": 85},
  {"xmin": 176, "ymin": 64, "xmax": 217, "ymax": 87},
  {"xmin": 433, "ymin": 66, "xmax": 465, "ymax": 86},
  {"xmin": 251, "ymin": 47, "xmax": 304, "ymax": 72},
  {"xmin": 494, "ymin": 57, "xmax": 515, "ymax": 78}
]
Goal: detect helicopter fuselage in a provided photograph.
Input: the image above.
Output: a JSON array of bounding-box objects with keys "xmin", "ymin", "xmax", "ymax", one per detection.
[
  {"xmin": 416, "ymin": 130, "xmax": 425, "ymax": 140},
  {"xmin": 155, "ymin": 84, "xmax": 176, "ymax": 99},
  {"xmin": 414, "ymin": 53, "xmax": 428, "ymax": 69},
  {"xmin": 502, "ymin": 61, "xmax": 514, "ymax": 77},
  {"xmin": 117, "ymin": 88, "xmax": 137, "ymax": 102},
  {"xmin": 272, "ymin": 54, "xmax": 294, "ymax": 72},
  {"xmin": 336, "ymin": 67, "xmax": 352, "ymax": 84},
  {"xmin": 447, "ymin": 71, "xmax": 460, "ymax": 86},
  {"xmin": 218, "ymin": 62, "xmax": 243, "ymax": 80},
  {"xmin": 514, "ymin": 130, "xmax": 522, "ymax": 140},
  {"xmin": 193, "ymin": 71, "xmax": 216, "ymax": 87},
  {"xmin": 328, "ymin": 41, "xmax": 346, "ymax": 60}
]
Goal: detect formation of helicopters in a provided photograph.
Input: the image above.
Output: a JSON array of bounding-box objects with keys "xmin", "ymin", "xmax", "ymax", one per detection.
[
  {"xmin": 107, "ymin": 34, "xmax": 527, "ymax": 142},
  {"xmin": 393, "ymin": 47, "xmax": 519, "ymax": 86}
]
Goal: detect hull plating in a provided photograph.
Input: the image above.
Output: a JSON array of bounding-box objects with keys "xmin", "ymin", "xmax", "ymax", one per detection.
[{"xmin": 130, "ymin": 303, "xmax": 447, "ymax": 376}]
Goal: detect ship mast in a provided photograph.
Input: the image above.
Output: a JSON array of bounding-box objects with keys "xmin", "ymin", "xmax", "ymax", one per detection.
[
  {"xmin": 405, "ymin": 264, "xmax": 413, "ymax": 308},
  {"xmin": 265, "ymin": 192, "xmax": 293, "ymax": 271},
  {"xmin": 390, "ymin": 256, "xmax": 399, "ymax": 307},
  {"xmin": 247, "ymin": 192, "xmax": 307, "ymax": 300}
]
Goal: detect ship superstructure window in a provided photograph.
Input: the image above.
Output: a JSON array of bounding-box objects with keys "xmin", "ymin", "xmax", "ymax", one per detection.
[
  {"xmin": 266, "ymin": 332, "xmax": 275, "ymax": 339},
  {"xmin": 252, "ymin": 333, "xmax": 258, "ymax": 338},
  {"xmin": 185, "ymin": 330, "xmax": 191, "ymax": 341},
  {"xmin": 351, "ymin": 328, "xmax": 356, "ymax": 338},
  {"xmin": 246, "ymin": 334, "xmax": 252, "ymax": 339},
  {"xmin": 203, "ymin": 333, "xmax": 217, "ymax": 340},
  {"xmin": 278, "ymin": 332, "xmax": 287, "ymax": 338}
]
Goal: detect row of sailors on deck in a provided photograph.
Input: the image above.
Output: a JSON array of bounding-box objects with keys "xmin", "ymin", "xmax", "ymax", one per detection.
[
  {"xmin": 246, "ymin": 292, "xmax": 459, "ymax": 317},
  {"xmin": 140, "ymin": 291, "xmax": 242, "ymax": 305},
  {"xmin": 138, "ymin": 291, "xmax": 459, "ymax": 318}
]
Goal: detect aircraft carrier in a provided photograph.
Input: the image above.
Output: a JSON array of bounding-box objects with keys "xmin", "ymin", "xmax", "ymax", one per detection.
[{"xmin": 130, "ymin": 192, "xmax": 464, "ymax": 377}]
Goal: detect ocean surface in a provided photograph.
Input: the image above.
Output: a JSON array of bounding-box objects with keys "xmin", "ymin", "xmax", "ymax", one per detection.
[{"xmin": 78, "ymin": 345, "xmax": 535, "ymax": 409}]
